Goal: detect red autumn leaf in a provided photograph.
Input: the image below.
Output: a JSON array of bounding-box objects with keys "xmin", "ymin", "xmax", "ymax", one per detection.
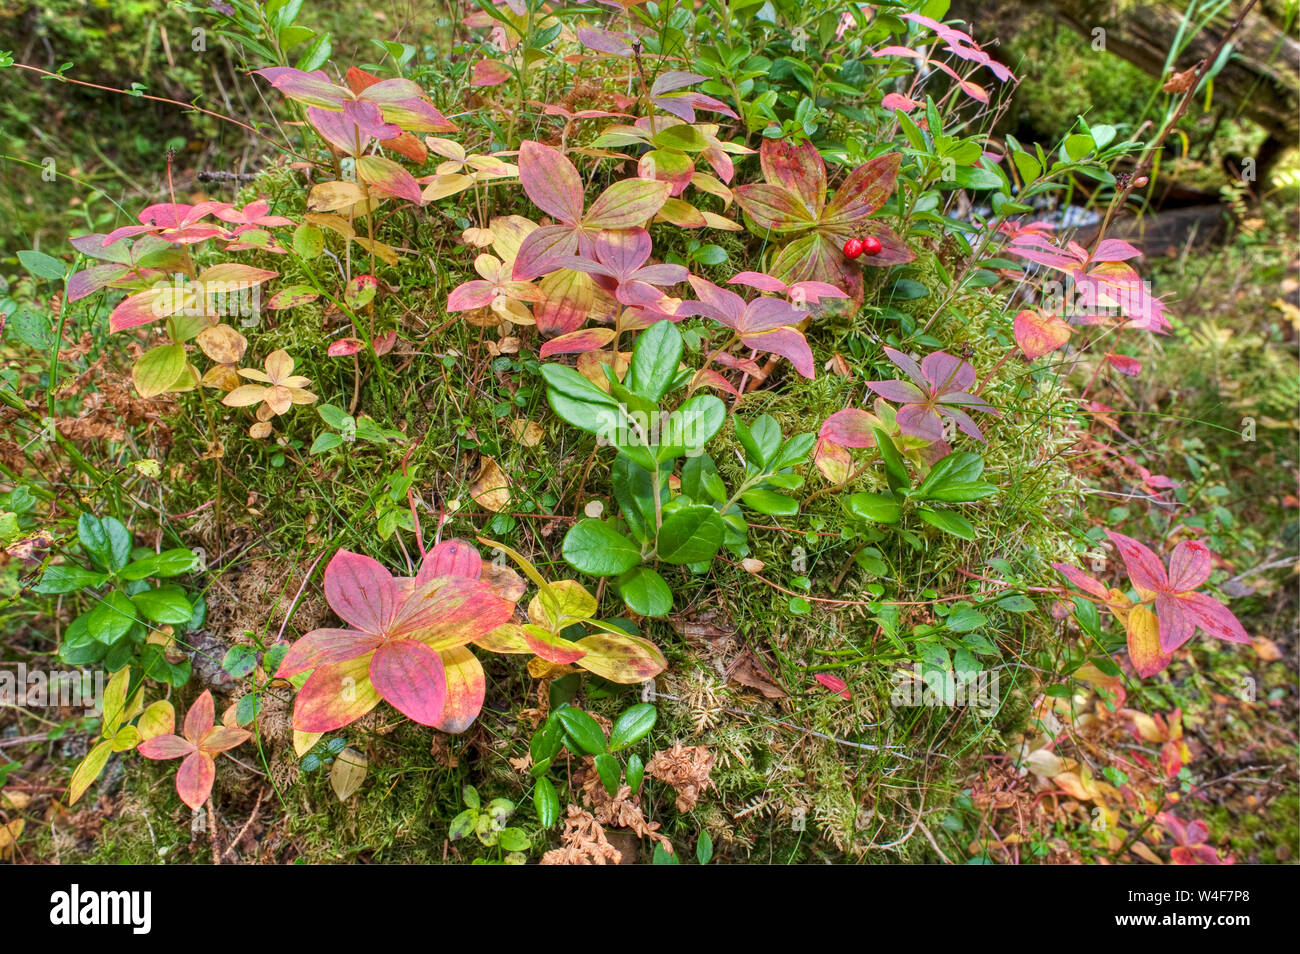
[
  {"xmin": 512, "ymin": 140, "xmax": 671, "ymax": 280},
  {"xmin": 678, "ymin": 276, "xmax": 816, "ymax": 379},
  {"xmin": 1013, "ymin": 309, "xmax": 1071, "ymax": 359},
  {"xmin": 1105, "ymin": 352, "xmax": 1142, "ymax": 376},
  {"xmin": 866, "ymin": 347, "xmax": 999, "ymax": 443},
  {"xmin": 814, "ymin": 672, "xmax": 851, "ymax": 698},
  {"xmin": 1106, "ymin": 532, "xmax": 1251, "ymax": 653},
  {"xmin": 136, "ymin": 689, "xmax": 250, "ymax": 810},
  {"xmin": 733, "ymin": 139, "xmax": 912, "ymax": 303},
  {"xmin": 277, "ymin": 546, "xmax": 517, "ymax": 732}
]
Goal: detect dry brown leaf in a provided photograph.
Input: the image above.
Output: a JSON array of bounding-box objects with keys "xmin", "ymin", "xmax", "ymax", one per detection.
[
  {"xmin": 727, "ymin": 649, "xmax": 787, "ymax": 699},
  {"xmin": 197, "ymin": 324, "xmax": 248, "ymax": 365},
  {"xmin": 329, "ymin": 747, "xmax": 368, "ymax": 801},
  {"xmin": 646, "ymin": 743, "xmax": 716, "ymax": 812},
  {"xmin": 510, "ymin": 419, "xmax": 544, "ymax": 446},
  {"xmin": 540, "ymin": 805, "xmax": 622, "ymax": 865},
  {"xmin": 1252, "ymin": 637, "xmax": 1283, "ymax": 661},
  {"xmin": 469, "ymin": 455, "xmax": 511, "ymax": 512},
  {"xmin": 1163, "ymin": 65, "xmax": 1199, "ymax": 94},
  {"xmin": 0, "ymin": 818, "xmax": 23, "ymax": 859}
]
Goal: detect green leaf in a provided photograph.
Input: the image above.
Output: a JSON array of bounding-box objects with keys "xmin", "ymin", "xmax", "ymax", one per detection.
[
  {"xmin": 614, "ymin": 565, "xmax": 672, "ymax": 617},
  {"xmin": 292, "ymin": 223, "xmax": 324, "ymax": 259},
  {"xmin": 86, "ymin": 591, "xmax": 138, "ymax": 645},
  {"xmin": 78, "ymin": 513, "xmax": 133, "ymax": 572},
  {"xmin": 611, "ymin": 455, "xmax": 661, "ymax": 543},
  {"xmin": 132, "ymin": 344, "xmax": 187, "ymax": 399},
  {"xmin": 873, "ymin": 428, "xmax": 910, "ymax": 491},
  {"xmin": 913, "ymin": 452, "xmax": 984, "ymax": 496},
  {"xmin": 131, "ymin": 586, "xmax": 194, "ymax": 624},
  {"xmin": 742, "ymin": 417, "xmax": 781, "ymax": 464},
  {"xmin": 961, "ymin": 631, "xmax": 1000, "ymax": 657},
  {"xmin": 311, "ymin": 432, "xmax": 344, "ymax": 454},
  {"xmin": 235, "ymin": 692, "xmax": 261, "ymax": 725},
  {"xmin": 58, "ymin": 614, "xmax": 105, "ymax": 665},
  {"xmin": 681, "ymin": 453, "xmax": 724, "ymax": 504},
  {"xmin": 540, "ymin": 363, "xmax": 620, "ymax": 407},
  {"xmin": 530, "ymin": 712, "xmax": 565, "ymax": 766},
  {"xmin": 626, "ymin": 752, "xmax": 645, "ymax": 794},
  {"xmin": 659, "ymin": 395, "xmax": 725, "ymax": 460},
  {"xmin": 945, "ymin": 608, "xmax": 987, "ymax": 633},
  {"xmin": 448, "ymin": 807, "xmax": 477, "ymax": 840},
  {"xmin": 625, "ymin": 320, "xmax": 683, "ymax": 402},
  {"xmin": 609, "ymin": 703, "xmax": 657, "ymax": 751},
  {"xmin": 696, "ymin": 829, "xmax": 713, "ymax": 865},
  {"xmin": 916, "ymin": 508, "xmax": 975, "ymax": 540},
  {"xmin": 923, "ymin": 481, "xmax": 997, "ymax": 503},
  {"xmin": 740, "ymin": 489, "xmax": 798, "ymax": 516},
  {"xmin": 996, "ymin": 595, "xmax": 1035, "ymax": 613},
  {"xmin": 497, "ymin": 826, "xmax": 531, "ymax": 852},
  {"xmin": 848, "ymin": 491, "xmax": 903, "ymax": 524},
  {"xmin": 772, "ymin": 431, "xmax": 816, "ymax": 470},
  {"xmin": 1064, "ymin": 133, "xmax": 1094, "ymax": 161},
  {"xmin": 222, "ymin": 645, "xmax": 259, "ymax": 678},
  {"xmin": 562, "ymin": 519, "xmax": 642, "ymax": 577},
  {"xmin": 594, "ymin": 752, "xmax": 622, "ymax": 797},
  {"xmin": 33, "ymin": 565, "xmax": 107, "ymax": 594},
  {"xmin": 556, "ymin": 707, "xmax": 608, "ymax": 755},
  {"xmin": 653, "ymin": 843, "xmax": 679, "ymax": 864},
  {"xmin": 533, "ymin": 776, "xmax": 560, "ymax": 828},
  {"xmin": 296, "ymin": 31, "xmax": 332, "ymax": 71},
  {"xmin": 18, "ymin": 249, "xmax": 65, "ymax": 280},
  {"xmin": 120, "ymin": 548, "xmax": 198, "ymax": 580},
  {"xmin": 651, "ymin": 124, "xmax": 707, "ymax": 151},
  {"xmin": 655, "ymin": 505, "xmax": 724, "ymax": 564},
  {"xmin": 5, "ymin": 309, "xmax": 55, "ymax": 350}
]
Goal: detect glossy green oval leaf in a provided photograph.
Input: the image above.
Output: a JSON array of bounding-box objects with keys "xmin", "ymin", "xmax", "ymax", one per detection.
[{"xmin": 562, "ymin": 519, "xmax": 642, "ymax": 577}]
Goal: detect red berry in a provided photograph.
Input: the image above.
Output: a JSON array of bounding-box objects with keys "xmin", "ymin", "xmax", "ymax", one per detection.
[
  {"xmin": 861, "ymin": 236, "xmax": 883, "ymax": 256},
  {"xmin": 842, "ymin": 238, "xmax": 864, "ymax": 259}
]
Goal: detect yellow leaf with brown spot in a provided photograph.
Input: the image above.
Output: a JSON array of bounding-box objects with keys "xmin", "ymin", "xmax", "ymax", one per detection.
[
  {"xmin": 469, "ymin": 456, "xmax": 511, "ymax": 512},
  {"xmin": 197, "ymin": 324, "xmax": 248, "ymax": 365}
]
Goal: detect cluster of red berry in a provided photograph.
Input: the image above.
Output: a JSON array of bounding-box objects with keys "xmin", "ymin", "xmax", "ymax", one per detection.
[{"xmin": 842, "ymin": 236, "xmax": 882, "ymax": 259}]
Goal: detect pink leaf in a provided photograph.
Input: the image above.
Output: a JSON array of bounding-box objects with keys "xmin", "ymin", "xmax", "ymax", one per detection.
[
  {"xmin": 518, "ymin": 140, "xmax": 585, "ymax": 224},
  {"xmin": 1105, "ymin": 352, "xmax": 1142, "ymax": 376},
  {"xmin": 327, "ymin": 338, "xmax": 365, "ymax": 357},
  {"xmin": 1180, "ymin": 592, "xmax": 1251, "ymax": 645},
  {"xmin": 276, "ymin": 628, "xmax": 383, "ymax": 678},
  {"xmin": 292, "ymin": 655, "xmax": 382, "ymax": 732},
  {"xmin": 819, "ymin": 409, "xmax": 878, "ymax": 449},
  {"xmin": 1052, "ymin": 563, "xmax": 1111, "ymax": 600},
  {"xmin": 175, "ymin": 751, "xmax": 216, "ymax": 810},
  {"xmin": 369, "ymin": 639, "xmax": 448, "ymax": 726},
  {"xmin": 1092, "ymin": 239, "xmax": 1142, "ymax": 263},
  {"xmin": 1014, "ymin": 309, "xmax": 1071, "ymax": 359},
  {"xmin": 512, "ymin": 225, "xmax": 581, "ymax": 281},
  {"xmin": 470, "ymin": 59, "xmax": 512, "ymax": 87},
  {"xmin": 184, "ymin": 690, "xmax": 215, "ymax": 743},
  {"xmin": 1105, "ymin": 531, "xmax": 1168, "ymax": 594},
  {"xmin": 137, "ymin": 734, "xmax": 196, "ymax": 760},
  {"xmin": 814, "ymin": 672, "xmax": 851, "ymax": 699},
  {"xmin": 1167, "ymin": 540, "xmax": 1211, "ymax": 592},
  {"xmin": 323, "ymin": 549, "xmax": 398, "ymax": 637},
  {"xmin": 416, "ymin": 539, "xmax": 483, "ymax": 583},
  {"xmin": 538, "ymin": 327, "xmax": 617, "ymax": 357}
]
